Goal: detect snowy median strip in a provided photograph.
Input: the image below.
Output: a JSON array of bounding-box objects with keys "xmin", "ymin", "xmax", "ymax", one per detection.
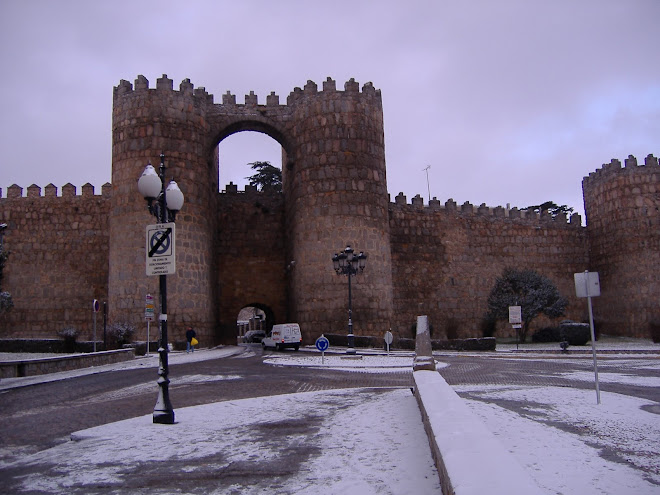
[
  {"xmin": 263, "ymin": 354, "xmax": 446, "ymax": 373},
  {"xmin": 413, "ymin": 370, "xmax": 544, "ymax": 495}
]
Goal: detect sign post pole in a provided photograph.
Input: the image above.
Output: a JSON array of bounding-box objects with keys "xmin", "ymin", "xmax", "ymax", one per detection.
[
  {"xmin": 384, "ymin": 330, "xmax": 394, "ymax": 356},
  {"xmin": 92, "ymin": 299, "xmax": 100, "ymax": 352},
  {"xmin": 575, "ymin": 271, "xmax": 601, "ymax": 404},
  {"xmin": 315, "ymin": 334, "xmax": 330, "ymax": 365},
  {"xmin": 509, "ymin": 306, "xmax": 522, "ymax": 350},
  {"xmin": 145, "ymin": 294, "xmax": 155, "ymax": 356}
]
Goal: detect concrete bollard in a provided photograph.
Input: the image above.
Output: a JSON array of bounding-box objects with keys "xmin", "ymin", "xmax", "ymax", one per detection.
[{"xmin": 413, "ymin": 315, "xmax": 436, "ymax": 371}]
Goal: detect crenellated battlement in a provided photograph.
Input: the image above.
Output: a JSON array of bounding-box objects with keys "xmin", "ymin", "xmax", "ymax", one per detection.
[
  {"xmin": 219, "ymin": 182, "xmax": 282, "ymax": 196},
  {"xmin": 389, "ymin": 192, "xmax": 582, "ymax": 226},
  {"xmin": 113, "ymin": 74, "xmax": 381, "ymax": 108},
  {"xmin": 583, "ymin": 153, "xmax": 659, "ymax": 187},
  {"xmin": 0, "ymin": 182, "xmax": 112, "ymax": 199},
  {"xmin": 113, "ymin": 74, "xmax": 214, "ymax": 104}
]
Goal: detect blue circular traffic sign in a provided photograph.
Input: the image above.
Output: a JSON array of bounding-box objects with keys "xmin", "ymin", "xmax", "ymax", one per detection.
[{"xmin": 315, "ymin": 335, "xmax": 329, "ymax": 352}]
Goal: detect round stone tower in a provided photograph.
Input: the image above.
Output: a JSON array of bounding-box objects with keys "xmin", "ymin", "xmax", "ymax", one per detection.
[
  {"xmin": 582, "ymin": 154, "xmax": 660, "ymax": 337},
  {"xmin": 282, "ymin": 78, "xmax": 394, "ymax": 338},
  {"xmin": 109, "ymin": 75, "xmax": 218, "ymax": 342}
]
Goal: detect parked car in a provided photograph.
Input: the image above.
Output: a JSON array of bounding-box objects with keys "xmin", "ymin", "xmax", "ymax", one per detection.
[{"xmin": 244, "ymin": 330, "xmax": 266, "ymax": 343}]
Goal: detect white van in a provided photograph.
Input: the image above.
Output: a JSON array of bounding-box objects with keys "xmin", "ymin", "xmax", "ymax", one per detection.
[{"xmin": 262, "ymin": 323, "xmax": 302, "ymax": 351}]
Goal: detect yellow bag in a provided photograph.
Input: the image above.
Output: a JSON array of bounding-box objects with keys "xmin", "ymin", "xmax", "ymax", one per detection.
[{"xmin": 191, "ymin": 337, "xmax": 199, "ymax": 346}]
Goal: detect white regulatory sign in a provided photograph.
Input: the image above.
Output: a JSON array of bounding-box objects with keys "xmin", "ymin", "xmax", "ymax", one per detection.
[
  {"xmin": 508, "ymin": 305, "xmax": 522, "ymax": 324},
  {"xmin": 574, "ymin": 271, "xmax": 600, "ymax": 298},
  {"xmin": 146, "ymin": 223, "xmax": 176, "ymax": 276}
]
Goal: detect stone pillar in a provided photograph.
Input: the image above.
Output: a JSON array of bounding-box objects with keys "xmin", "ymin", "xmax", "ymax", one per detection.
[{"xmin": 413, "ymin": 315, "xmax": 436, "ymax": 371}]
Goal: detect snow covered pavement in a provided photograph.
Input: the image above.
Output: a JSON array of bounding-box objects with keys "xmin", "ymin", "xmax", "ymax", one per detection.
[{"xmin": 0, "ymin": 342, "xmax": 658, "ymax": 494}]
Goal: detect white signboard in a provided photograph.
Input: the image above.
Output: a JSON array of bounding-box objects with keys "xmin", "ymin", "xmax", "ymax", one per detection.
[
  {"xmin": 508, "ymin": 306, "xmax": 522, "ymax": 324},
  {"xmin": 146, "ymin": 223, "xmax": 176, "ymax": 276},
  {"xmin": 574, "ymin": 271, "xmax": 600, "ymax": 298},
  {"xmin": 145, "ymin": 293, "xmax": 155, "ymax": 321}
]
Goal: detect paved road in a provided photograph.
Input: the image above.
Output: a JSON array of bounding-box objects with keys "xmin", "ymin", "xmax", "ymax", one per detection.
[
  {"xmin": 439, "ymin": 353, "xmax": 660, "ymax": 403},
  {"xmin": 0, "ymin": 346, "xmax": 414, "ymax": 463},
  {"xmin": 2, "ymin": 346, "xmax": 658, "ymax": 467}
]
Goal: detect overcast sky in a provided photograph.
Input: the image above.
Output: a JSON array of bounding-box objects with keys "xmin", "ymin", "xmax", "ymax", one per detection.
[{"xmin": 1, "ymin": 0, "xmax": 658, "ymax": 221}]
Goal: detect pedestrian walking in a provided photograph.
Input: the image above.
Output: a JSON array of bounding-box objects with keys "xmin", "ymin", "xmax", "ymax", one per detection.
[{"xmin": 186, "ymin": 327, "xmax": 197, "ymax": 353}]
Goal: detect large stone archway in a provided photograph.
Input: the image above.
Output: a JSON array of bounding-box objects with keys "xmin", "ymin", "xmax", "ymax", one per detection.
[{"xmin": 109, "ymin": 74, "xmax": 393, "ymax": 344}]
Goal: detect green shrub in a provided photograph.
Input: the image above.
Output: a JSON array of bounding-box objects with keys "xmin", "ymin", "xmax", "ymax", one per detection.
[
  {"xmin": 0, "ymin": 291, "xmax": 13, "ymax": 313},
  {"xmin": 107, "ymin": 322, "xmax": 136, "ymax": 348},
  {"xmin": 649, "ymin": 320, "xmax": 660, "ymax": 344},
  {"xmin": 532, "ymin": 326, "xmax": 561, "ymax": 343},
  {"xmin": 480, "ymin": 317, "xmax": 497, "ymax": 337},
  {"xmin": 559, "ymin": 322, "xmax": 590, "ymax": 345},
  {"xmin": 56, "ymin": 327, "xmax": 78, "ymax": 352},
  {"xmin": 445, "ymin": 318, "xmax": 459, "ymax": 340}
]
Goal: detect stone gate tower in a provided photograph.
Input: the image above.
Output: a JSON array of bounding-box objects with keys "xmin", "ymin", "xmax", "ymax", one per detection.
[
  {"xmin": 109, "ymin": 75, "xmax": 393, "ymax": 343},
  {"xmin": 110, "ymin": 75, "xmax": 219, "ymax": 340},
  {"xmin": 583, "ymin": 154, "xmax": 660, "ymax": 337}
]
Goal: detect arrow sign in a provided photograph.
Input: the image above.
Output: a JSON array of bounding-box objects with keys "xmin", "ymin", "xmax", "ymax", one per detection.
[
  {"xmin": 315, "ymin": 335, "xmax": 329, "ymax": 352},
  {"xmin": 315, "ymin": 334, "xmax": 330, "ymax": 365}
]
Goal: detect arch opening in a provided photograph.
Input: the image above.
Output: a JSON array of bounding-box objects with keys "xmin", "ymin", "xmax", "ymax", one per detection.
[
  {"xmin": 237, "ymin": 303, "xmax": 275, "ymax": 343},
  {"xmin": 217, "ymin": 129, "xmax": 286, "ymax": 193}
]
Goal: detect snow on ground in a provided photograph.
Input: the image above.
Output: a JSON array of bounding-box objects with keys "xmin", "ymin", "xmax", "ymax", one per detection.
[
  {"xmin": 2, "ymin": 343, "xmax": 659, "ymax": 494},
  {"xmin": 13, "ymin": 388, "xmax": 442, "ymax": 495},
  {"xmin": 263, "ymin": 353, "xmax": 446, "ymax": 373},
  {"xmin": 263, "ymin": 351, "xmax": 660, "ymax": 494},
  {"xmin": 456, "ymin": 385, "xmax": 660, "ymax": 494},
  {"xmin": 0, "ymin": 346, "xmax": 245, "ymax": 391},
  {"xmin": 560, "ymin": 370, "xmax": 660, "ymax": 387}
]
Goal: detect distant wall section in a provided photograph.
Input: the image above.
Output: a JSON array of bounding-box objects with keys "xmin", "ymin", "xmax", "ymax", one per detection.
[
  {"xmin": 0, "ymin": 183, "xmax": 110, "ymax": 339},
  {"xmin": 215, "ymin": 183, "xmax": 286, "ymax": 342},
  {"xmin": 389, "ymin": 194, "xmax": 588, "ymax": 339}
]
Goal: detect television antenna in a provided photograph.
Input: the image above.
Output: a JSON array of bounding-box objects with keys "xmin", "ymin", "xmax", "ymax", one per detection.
[{"xmin": 422, "ymin": 165, "xmax": 431, "ymax": 202}]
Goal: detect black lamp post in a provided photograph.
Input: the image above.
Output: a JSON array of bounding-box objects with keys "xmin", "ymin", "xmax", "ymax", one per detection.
[
  {"xmin": 137, "ymin": 153, "xmax": 184, "ymax": 424},
  {"xmin": 332, "ymin": 245, "xmax": 367, "ymax": 355}
]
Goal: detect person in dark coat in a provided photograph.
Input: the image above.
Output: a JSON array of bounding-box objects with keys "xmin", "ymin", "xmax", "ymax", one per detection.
[{"xmin": 185, "ymin": 327, "xmax": 196, "ymax": 353}]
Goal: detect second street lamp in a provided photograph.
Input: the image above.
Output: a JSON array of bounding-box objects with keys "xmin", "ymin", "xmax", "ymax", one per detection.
[
  {"xmin": 137, "ymin": 153, "xmax": 184, "ymax": 425},
  {"xmin": 332, "ymin": 245, "xmax": 367, "ymax": 355}
]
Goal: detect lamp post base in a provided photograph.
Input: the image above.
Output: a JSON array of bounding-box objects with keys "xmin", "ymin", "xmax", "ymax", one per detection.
[
  {"xmin": 346, "ymin": 333, "xmax": 356, "ymax": 355},
  {"xmin": 153, "ymin": 410, "xmax": 175, "ymax": 424},
  {"xmin": 153, "ymin": 383, "xmax": 175, "ymax": 424}
]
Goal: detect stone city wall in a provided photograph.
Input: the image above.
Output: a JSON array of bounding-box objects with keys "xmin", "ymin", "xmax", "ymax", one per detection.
[
  {"xmin": 389, "ymin": 194, "xmax": 588, "ymax": 339},
  {"xmin": 0, "ymin": 183, "xmax": 110, "ymax": 339},
  {"xmin": 0, "ymin": 72, "xmax": 657, "ymax": 343}
]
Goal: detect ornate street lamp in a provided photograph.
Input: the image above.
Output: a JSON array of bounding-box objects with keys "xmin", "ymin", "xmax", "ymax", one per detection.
[
  {"xmin": 138, "ymin": 153, "xmax": 184, "ymax": 424},
  {"xmin": 332, "ymin": 245, "xmax": 367, "ymax": 354}
]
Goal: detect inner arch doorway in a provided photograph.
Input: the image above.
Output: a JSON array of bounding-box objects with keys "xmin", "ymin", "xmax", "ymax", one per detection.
[
  {"xmin": 217, "ymin": 131, "xmax": 283, "ymax": 192},
  {"xmin": 237, "ymin": 303, "xmax": 274, "ymax": 342}
]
